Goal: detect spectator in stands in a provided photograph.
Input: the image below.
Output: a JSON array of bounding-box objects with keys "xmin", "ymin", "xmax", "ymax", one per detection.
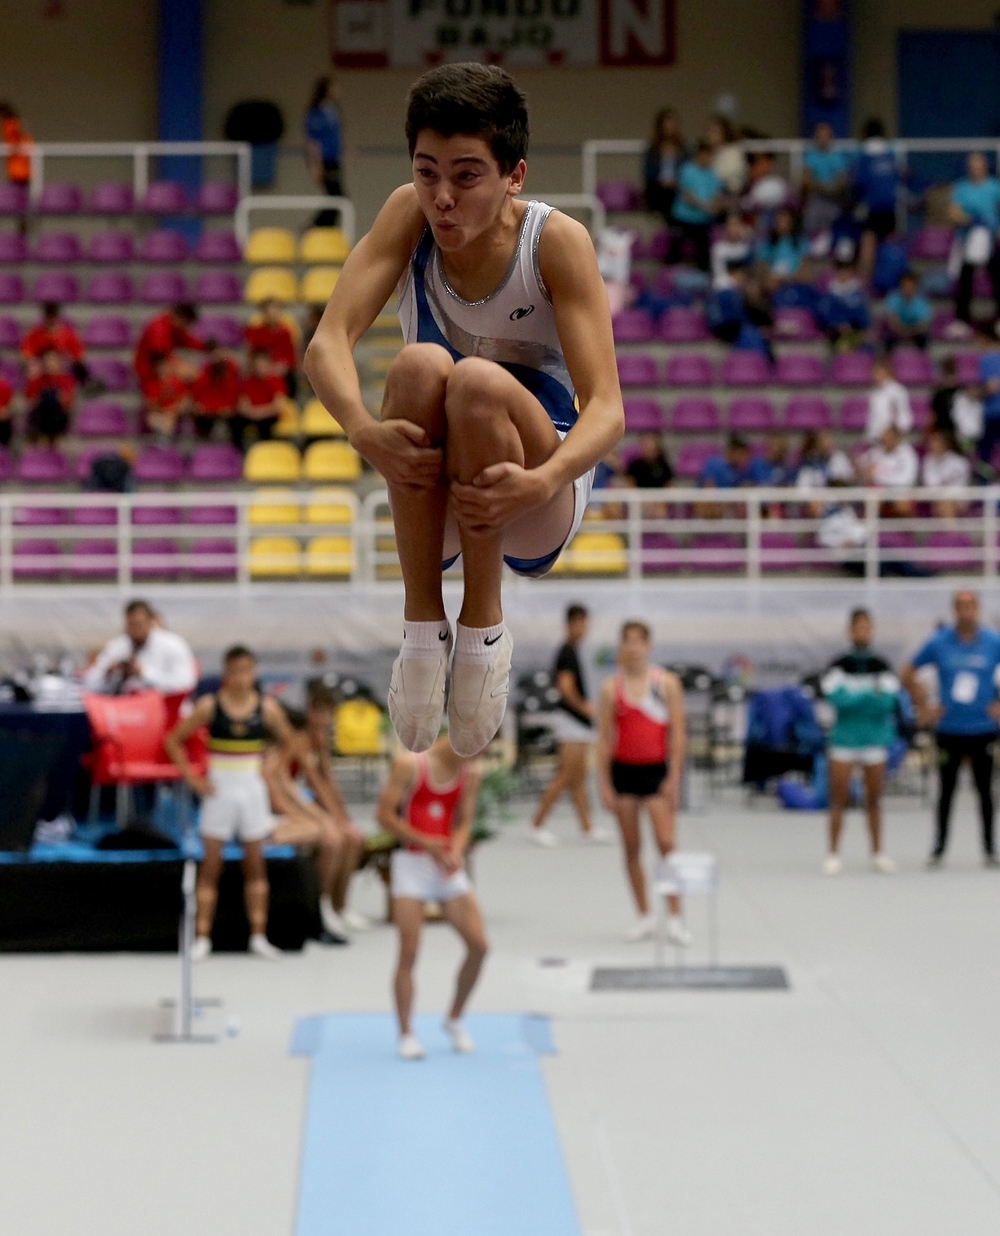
[
  {"xmin": 756, "ymin": 208, "xmax": 808, "ymax": 288},
  {"xmin": 305, "ymin": 76, "xmax": 344, "ymax": 227},
  {"xmin": 802, "ymin": 121, "xmax": 852, "ymax": 236},
  {"xmin": 0, "ymin": 102, "xmax": 31, "ymax": 234},
  {"xmin": 245, "ymin": 298, "xmax": 300, "ymax": 398},
  {"xmin": 882, "ymin": 270, "xmax": 932, "ymax": 351},
  {"xmin": 83, "ymin": 445, "xmax": 135, "ymax": 493},
  {"xmin": 706, "ymin": 259, "xmax": 773, "ymax": 357},
  {"xmin": 706, "ymin": 115, "xmax": 746, "ymax": 194},
  {"xmin": 0, "ymin": 369, "xmax": 12, "ymax": 447},
  {"xmin": 82, "ymin": 598, "xmax": 197, "ymax": 696},
  {"xmin": 931, "ymin": 356, "xmax": 961, "ymax": 435},
  {"xmin": 190, "ymin": 340, "xmax": 241, "ymax": 440},
  {"xmin": 760, "ymin": 434, "xmax": 793, "ymax": 486},
  {"xmin": 948, "ymin": 151, "xmax": 1000, "ymax": 333},
  {"xmin": 672, "ymin": 139, "xmax": 725, "ymax": 272},
  {"xmin": 143, "ymin": 353, "xmax": 191, "ymax": 440},
  {"xmin": 866, "ymin": 353, "xmax": 913, "ymax": 440},
  {"xmin": 853, "ymin": 118, "xmax": 902, "ymax": 281},
  {"xmin": 976, "ymin": 331, "xmax": 1000, "ymax": 470},
  {"xmin": 233, "ymin": 348, "xmax": 285, "ymax": 451},
  {"xmin": 21, "ymin": 302, "xmax": 89, "ymax": 386},
  {"xmin": 742, "ymin": 151, "xmax": 788, "ymax": 230},
  {"xmin": 25, "ymin": 347, "xmax": 74, "ymax": 444},
  {"xmin": 700, "ymin": 432, "xmax": 771, "ymax": 489},
  {"xmin": 816, "ymin": 257, "xmax": 871, "ymax": 351},
  {"xmin": 859, "ymin": 423, "xmax": 918, "ymax": 517},
  {"xmin": 134, "ymin": 303, "xmax": 204, "ymax": 395},
  {"xmin": 710, "ymin": 212, "xmax": 752, "ymax": 288},
  {"xmin": 921, "ymin": 428, "xmax": 971, "ymax": 519},
  {"xmin": 643, "ymin": 107, "xmax": 687, "ymax": 227},
  {"xmin": 795, "ymin": 429, "xmax": 855, "ymax": 516},
  {"xmin": 626, "ymin": 432, "xmax": 673, "ymax": 489}
]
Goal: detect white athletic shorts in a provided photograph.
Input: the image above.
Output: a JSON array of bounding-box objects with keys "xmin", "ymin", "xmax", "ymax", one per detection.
[
  {"xmin": 828, "ymin": 746, "xmax": 888, "ymax": 767},
  {"xmin": 199, "ymin": 766, "xmax": 275, "ymax": 844},
  {"xmin": 550, "ymin": 710, "xmax": 596, "ymax": 745},
  {"xmin": 390, "ymin": 849, "xmax": 471, "ymax": 903}
]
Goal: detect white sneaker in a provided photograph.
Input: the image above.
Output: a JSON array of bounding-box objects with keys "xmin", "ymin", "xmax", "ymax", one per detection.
[
  {"xmin": 529, "ymin": 827, "xmax": 558, "ymax": 848},
  {"xmin": 191, "ymin": 936, "xmax": 212, "ymax": 963},
  {"xmin": 398, "ymin": 1033, "xmax": 425, "ymax": 1061},
  {"xmin": 320, "ymin": 898, "xmax": 348, "ymax": 937},
  {"xmin": 448, "ymin": 628, "xmax": 512, "ymax": 758},
  {"xmin": 871, "ymin": 852, "xmax": 896, "ymax": 874},
  {"xmin": 584, "ymin": 826, "xmax": 615, "ymax": 845},
  {"xmin": 822, "ymin": 854, "xmax": 843, "ymax": 876},
  {"xmin": 666, "ymin": 918, "xmax": 693, "ymax": 947},
  {"xmin": 341, "ymin": 908, "xmax": 371, "ymax": 932},
  {"xmin": 249, "ymin": 933, "xmax": 281, "ymax": 960},
  {"xmin": 444, "ymin": 1018, "xmax": 475, "ymax": 1054},
  {"xmin": 624, "ymin": 913, "xmax": 656, "ymax": 942},
  {"xmin": 388, "ymin": 628, "xmax": 453, "ymax": 752}
]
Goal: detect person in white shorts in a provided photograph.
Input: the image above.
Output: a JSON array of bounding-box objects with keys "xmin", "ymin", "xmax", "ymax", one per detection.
[
  {"xmin": 376, "ymin": 733, "xmax": 487, "ymax": 1060},
  {"xmin": 165, "ymin": 645, "xmax": 297, "ymax": 960}
]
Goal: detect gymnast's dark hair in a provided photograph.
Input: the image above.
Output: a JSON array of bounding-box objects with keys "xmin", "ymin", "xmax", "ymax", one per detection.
[
  {"xmin": 405, "ymin": 62, "xmax": 529, "ymax": 174},
  {"xmin": 223, "ymin": 644, "xmax": 256, "ymax": 664}
]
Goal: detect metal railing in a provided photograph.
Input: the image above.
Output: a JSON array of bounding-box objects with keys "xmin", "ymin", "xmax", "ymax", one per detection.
[
  {"xmin": 520, "ymin": 192, "xmax": 606, "ymax": 236},
  {"xmin": 0, "ymin": 141, "xmax": 252, "ymax": 204},
  {"xmin": 1, "ymin": 484, "xmax": 997, "ymax": 590},
  {"xmin": 234, "ymin": 195, "xmax": 357, "ymax": 248}
]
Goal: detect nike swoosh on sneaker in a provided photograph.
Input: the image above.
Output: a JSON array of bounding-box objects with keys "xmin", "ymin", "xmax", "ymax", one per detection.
[
  {"xmin": 484, "ymin": 631, "xmax": 504, "ymax": 646},
  {"xmin": 439, "ymin": 630, "xmax": 449, "ymax": 640}
]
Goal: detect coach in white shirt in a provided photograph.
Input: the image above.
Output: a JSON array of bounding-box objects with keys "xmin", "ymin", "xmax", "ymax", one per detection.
[
  {"xmin": 82, "ymin": 599, "xmax": 197, "ymax": 695},
  {"xmin": 865, "ymin": 354, "xmax": 913, "ymax": 440}
]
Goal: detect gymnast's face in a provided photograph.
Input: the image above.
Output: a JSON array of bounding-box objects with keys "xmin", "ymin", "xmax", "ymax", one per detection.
[{"xmin": 412, "ymin": 130, "xmax": 526, "ymax": 253}]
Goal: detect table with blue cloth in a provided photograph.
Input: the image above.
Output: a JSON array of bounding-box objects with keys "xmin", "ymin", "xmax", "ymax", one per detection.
[{"xmin": 0, "ymin": 703, "xmax": 92, "ymax": 848}]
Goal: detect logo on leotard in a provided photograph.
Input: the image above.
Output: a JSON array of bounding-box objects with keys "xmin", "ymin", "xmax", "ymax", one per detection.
[{"xmin": 509, "ymin": 305, "xmax": 535, "ymax": 321}]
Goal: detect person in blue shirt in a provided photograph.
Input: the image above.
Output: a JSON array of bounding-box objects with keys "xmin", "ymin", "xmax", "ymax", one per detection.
[
  {"xmin": 882, "ymin": 269, "xmax": 932, "ymax": 351},
  {"xmin": 948, "ymin": 151, "xmax": 1000, "ymax": 327},
  {"xmin": 305, "ymin": 76, "xmax": 344, "ymax": 227},
  {"xmin": 699, "ymin": 433, "xmax": 771, "ymax": 488},
  {"xmin": 853, "ymin": 118, "xmax": 902, "ymax": 280},
  {"xmin": 821, "ymin": 608, "xmax": 901, "ymax": 875},
  {"xmin": 705, "ymin": 260, "xmax": 774, "ymax": 359},
  {"xmin": 816, "ymin": 257, "xmax": 871, "ymax": 348},
  {"xmin": 672, "ymin": 140, "xmax": 725, "ymax": 272},
  {"xmin": 756, "ymin": 208, "xmax": 809, "ymax": 288},
  {"xmin": 802, "ymin": 121, "xmax": 852, "ymax": 236},
  {"xmin": 975, "ymin": 333, "xmax": 1000, "ymax": 470},
  {"xmin": 902, "ymin": 590, "xmax": 1000, "ymax": 865}
]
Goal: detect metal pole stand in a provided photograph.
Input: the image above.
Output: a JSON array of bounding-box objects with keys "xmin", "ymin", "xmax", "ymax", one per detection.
[{"xmin": 155, "ymin": 859, "xmax": 221, "ymax": 1043}]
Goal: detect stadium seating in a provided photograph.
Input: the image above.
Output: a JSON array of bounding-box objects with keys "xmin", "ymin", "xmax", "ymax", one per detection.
[
  {"xmin": 299, "ymin": 228, "xmax": 351, "ymax": 263},
  {"xmin": 250, "ymin": 488, "xmax": 300, "ymax": 525},
  {"xmin": 249, "ymin": 536, "xmax": 300, "ymax": 577},
  {"xmin": 245, "ymin": 228, "xmax": 297, "ymax": 264},
  {"xmin": 303, "ymin": 440, "xmax": 362, "ymax": 482},
  {"xmin": 245, "ymin": 442, "xmax": 302, "ymax": 483},
  {"xmin": 302, "ymin": 399, "xmax": 345, "ymax": 438},
  {"xmin": 300, "ymin": 266, "xmax": 340, "ymax": 303},
  {"xmin": 305, "ymin": 536, "xmax": 353, "ymax": 577},
  {"xmin": 245, "ymin": 267, "xmax": 297, "ymax": 304}
]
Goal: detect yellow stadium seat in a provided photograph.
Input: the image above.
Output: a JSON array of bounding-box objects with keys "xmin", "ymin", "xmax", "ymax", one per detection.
[
  {"xmin": 249, "ymin": 487, "xmax": 301, "ymax": 526},
  {"xmin": 305, "ymin": 488, "xmax": 355, "ymax": 525},
  {"xmin": 299, "ymin": 265, "xmax": 340, "ymax": 304},
  {"xmin": 245, "ymin": 266, "xmax": 298, "ymax": 305},
  {"xmin": 305, "ymin": 535, "xmax": 354, "ymax": 578},
  {"xmin": 563, "ymin": 532, "xmax": 628, "ymax": 575},
  {"xmin": 244, "ymin": 440, "xmax": 301, "ymax": 483},
  {"xmin": 303, "ymin": 440, "xmax": 362, "ymax": 483},
  {"xmin": 301, "ymin": 398, "xmax": 346, "ymax": 438},
  {"xmin": 373, "ymin": 312, "xmax": 401, "ymax": 331},
  {"xmin": 335, "ymin": 697, "xmax": 384, "ymax": 756},
  {"xmin": 367, "ymin": 354, "xmax": 396, "ymax": 376},
  {"xmin": 245, "ymin": 228, "xmax": 297, "ymax": 263},
  {"xmin": 375, "ymin": 534, "xmax": 402, "ymax": 580},
  {"xmin": 299, "ymin": 227, "xmax": 351, "ymax": 263},
  {"xmin": 273, "ymin": 396, "xmax": 301, "ymax": 438},
  {"xmin": 248, "ymin": 536, "xmax": 301, "ymax": 578}
]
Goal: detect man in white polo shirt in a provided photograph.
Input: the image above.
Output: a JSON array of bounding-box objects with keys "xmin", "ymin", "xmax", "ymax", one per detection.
[
  {"xmin": 865, "ymin": 354, "xmax": 913, "ymax": 441},
  {"xmin": 860, "ymin": 424, "xmax": 918, "ymax": 518},
  {"xmin": 83, "ymin": 598, "xmax": 197, "ymax": 696}
]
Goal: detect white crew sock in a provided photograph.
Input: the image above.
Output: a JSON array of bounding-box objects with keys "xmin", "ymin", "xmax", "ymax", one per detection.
[
  {"xmin": 669, "ymin": 913, "xmax": 684, "ymax": 929},
  {"xmin": 454, "ymin": 621, "xmax": 505, "ymax": 662},
  {"xmin": 401, "ymin": 619, "xmax": 451, "ymax": 660}
]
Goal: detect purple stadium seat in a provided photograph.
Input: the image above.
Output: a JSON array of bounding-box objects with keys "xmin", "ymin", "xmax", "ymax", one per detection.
[
  {"xmin": 140, "ymin": 271, "xmax": 189, "ymax": 304},
  {"xmin": 659, "ymin": 306, "xmax": 709, "ymax": 342},
  {"xmin": 189, "ymin": 538, "xmax": 238, "ymax": 579},
  {"xmin": 721, "ymin": 351, "xmax": 770, "ymax": 386},
  {"xmin": 596, "ymin": 179, "xmax": 639, "ymax": 212},
  {"xmin": 665, "ymin": 353, "xmax": 713, "ymax": 386},
  {"xmin": 33, "ymin": 272, "xmax": 79, "ymax": 303},
  {"xmin": 892, "ymin": 348, "xmax": 934, "ymax": 386},
  {"xmin": 839, "ymin": 397, "xmax": 869, "ymax": 432},
  {"xmin": 87, "ymin": 356, "xmax": 132, "ymax": 391},
  {"xmin": 0, "ymin": 446, "xmax": 13, "ymax": 481},
  {"xmin": 0, "ymin": 273, "xmax": 25, "ymax": 303},
  {"xmin": 675, "ymin": 440, "xmax": 718, "ymax": 477},
  {"xmin": 623, "ymin": 399, "xmax": 664, "ymax": 433},
  {"xmin": 132, "ymin": 539, "xmax": 180, "ymax": 580},
  {"xmin": 0, "ymin": 184, "xmax": 28, "ymax": 213},
  {"xmin": 830, "ymin": 351, "xmax": 873, "ymax": 387},
  {"xmin": 13, "ymin": 540, "xmax": 61, "ymax": 580},
  {"xmin": 189, "ymin": 442, "xmax": 244, "ymax": 482},
  {"xmin": 0, "ymin": 316, "xmax": 20, "ymax": 347},
  {"xmin": 87, "ymin": 231, "xmax": 136, "ymax": 263},
  {"xmin": 140, "ymin": 229, "xmax": 189, "ymax": 263},
  {"xmin": 773, "ymin": 307, "xmax": 820, "ymax": 341},
  {"xmin": 141, "ymin": 181, "xmax": 188, "ymax": 214},
  {"xmin": 89, "ymin": 182, "xmax": 135, "ymax": 214},
  {"xmin": 931, "ymin": 311, "xmax": 959, "ymax": 342},
  {"xmin": 640, "ymin": 532, "xmax": 681, "ymax": 575},
  {"xmin": 194, "ymin": 271, "xmax": 242, "ymax": 304},
  {"xmin": 70, "ymin": 539, "xmax": 117, "ymax": 580},
  {"xmin": 76, "ymin": 400, "xmax": 129, "ymax": 437},
  {"xmin": 194, "ymin": 231, "xmax": 241, "ymax": 263},
  {"xmin": 135, "ymin": 445, "xmax": 185, "ymax": 484},
  {"xmin": 878, "ymin": 530, "xmax": 915, "ymax": 563},
  {"xmin": 72, "ymin": 505, "xmax": 117, "ymax": 526},
  {"xmin": 761, "ymin": 530, "xmax": 807, "ymax": 573},
  {"xmin": 34, "ymin": 232, "xmax": 81, "ymax": 263},
  {"xmin": 910, "ymin": 225, "xmax": 953, "ymax": 261},
  {"xmin": 784, "ymin": 397, "xmax": 832, "ymax": 431},
  {"xmin": 648, "ymin": 230, "xmax": 672, "ymax": 262},
  {"xmin": 775, "ymin": 354, "xmax": 825, "ymax": 387},
  {"xmin": 195, "ymin": 314, "xmax": 243, "ymax": 347},
  {"xmin": 670, "ymin": 397, "xmax": 721, "ymax": 433},
  {"xmin": 86, "ymin": 272, "xmax": 134, "ymax": 304},
  {"xmin": 955, "ymin": 352, "xmax": 981, "ymax": 384},
  {"xmin": 925, "ymin": 530, "xmax": 979, "ymax": 572},
  {"xmin": 653, "ymin": 267, "xmax": 676, "ymax": 297},
  {"xmin": 617, "ymin": 354, "xmax": 657, "ymax": 387},
  {"xmin": 197, "ymin": 182, "xmax": 240, "ymax": 214},
  {"xmin": 37, "ymin": 183, "xmax": 82, "ymax": 214},
  {"xmin": 188, "ymin": 504, "xmax": 237, "ymax": 526},
  {"xmin": 132, "ymin": 505, "xmax": 182, "ymax": 527},
  {"xmin": 692, "ymin": 533, "xmax": 744, "ymax": 573},
  {"xmin": 82, "ymin": 315, "xmax": 132, "ymax": 349},
  {"xmin": 613, "ymin": 309, "xmax": 654, "ymax": 343},
  {"xmin": 911, "ymin": 393, "xmax": 931, "ymax": 430},
  {"xmin": 0, "ymin": 356, "xmax": 21, "ymax": 391},
  {"xmin": 17, "ymin": 446, "xmax": 69, "ymax": 484},
  {"xmin": 728, "ymin": 397, "xmax": 777, "ymax": 432},
  {"xmin": 0, "ymin": 233, "xmax": 27, "ymax": 263},
  {"xmin": 14, "ymin": 505, "xmax": 68, "ymax": 527}
]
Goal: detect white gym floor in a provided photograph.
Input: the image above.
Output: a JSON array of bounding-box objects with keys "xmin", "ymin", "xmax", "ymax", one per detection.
[{"xmin": 3, "ymin": 787, "xmax": 1000, "ymax": 1235}]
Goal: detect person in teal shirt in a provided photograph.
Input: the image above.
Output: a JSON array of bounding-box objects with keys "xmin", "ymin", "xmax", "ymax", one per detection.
[
  {"xmin": 948, "ymin": 151, "xmax": 1000, "ymax": 325},
  {"xmin": 756, "ymin": 207, "xmax": 809, "ymax": 285},
  {"xmin": 802, "ymin": 122, "xmax": 851, "ymax": 234},
  {"xmin": 883, "ymin": 269, "xmax": 932, "ymax": 350},
  {"xmin": 820, "ymin": 608, "xmax": 901, "ymax": 875},
  {"xmin": 672, "ymin": 140, "xmax": 724, "ymax": 271}
]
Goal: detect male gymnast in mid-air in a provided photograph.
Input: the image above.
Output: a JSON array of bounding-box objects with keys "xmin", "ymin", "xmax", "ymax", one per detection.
[{"xmin": 305, "ymin": 61, "xmax": 624, "ymax": 757}]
